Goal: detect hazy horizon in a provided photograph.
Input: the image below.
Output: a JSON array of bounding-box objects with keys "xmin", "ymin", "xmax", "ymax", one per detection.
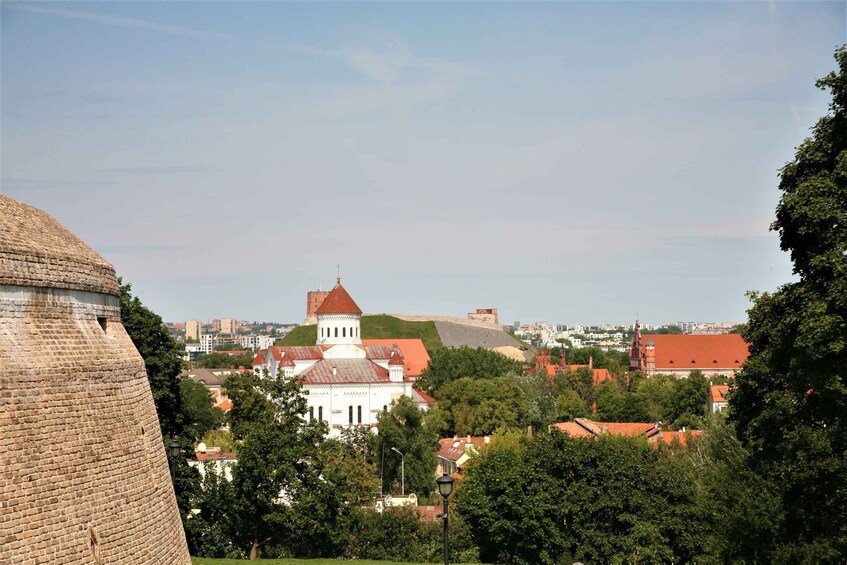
[{"xmin": 3, "ymin": 2, "xmax": 844, "ymax": 325}]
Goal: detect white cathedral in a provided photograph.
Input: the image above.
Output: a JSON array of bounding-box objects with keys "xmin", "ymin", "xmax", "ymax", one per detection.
[{"xmin": 252, "ymin": 277, "xmax": 433, "ymax": 436}]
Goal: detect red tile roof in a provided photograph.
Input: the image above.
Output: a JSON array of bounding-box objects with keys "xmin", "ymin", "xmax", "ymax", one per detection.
[
  {"xmin": 279, "ymin": 346, "xmax": 324, "ymax": 360},
  {"xmin": 437, "ymin": 436, "xmax": 493, "ymax": 462},
  {"xmin": 412, "ymin": 388, "xmax": 436, "ymax": 405},
  {"xmin": 252, "ymin": 350, "xmax": 266, "ymax": 365},
  {"xmin": 551, "ymin": 418, "xmax": 660, "ymax": 438},
  {"xmin": 388, "ymin": 351, "xmax": 405, "ymax": 366},
  {"xmin": 364, "ymin": 345, "xmax": 396, "ymax": 359},
  {"xmin": 362, "ymin": 339, "xmax": 430, "ymax": 377},
  {"xmin": 300, "ymin": 358, "xmax": 390, "ymax": 384},
  {"xmin": 658, "ymin": 430, "xmax": 703, "ymax": 446},
  {"xmin": 315, "ymin": 282, "xmax": 362, "ymax": 315},
  {"xmin": 645, "ymin": 334, "xmax": 749, "ymax": 370},
  {"xmin": 710, "ymin": 385, "xmax": 729, "ymax": 403},
  {"xmin": 193, "ymin": 451, "xmax": 237, "ymax": 461}
]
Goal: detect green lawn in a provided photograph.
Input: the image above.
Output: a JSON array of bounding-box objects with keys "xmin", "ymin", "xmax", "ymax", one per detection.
[
  {"xmin": 191, "ymin": 557, "xmax": 476, "ymax": 565},
  {"xmin": 276, "ymin": 315, "xmax": 443, "ymax": 351}
]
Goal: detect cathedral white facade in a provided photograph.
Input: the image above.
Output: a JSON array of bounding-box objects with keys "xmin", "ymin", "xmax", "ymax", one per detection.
[{"xmin": 252, "ymin": 278, "xmax": 432, "ymax": 437}]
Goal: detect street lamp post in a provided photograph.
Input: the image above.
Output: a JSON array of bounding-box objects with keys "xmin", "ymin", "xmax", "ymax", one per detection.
[
  {"xmin": 167, "ymin": 440, "xmax": 181, "ymax": 476},
  {"xmin": 436, "ymin": 473, "xmax": 455, "ymax": 565},
  {"xmin": 390, "ymin": 447, "xmax": 405, "ymax": 496}
]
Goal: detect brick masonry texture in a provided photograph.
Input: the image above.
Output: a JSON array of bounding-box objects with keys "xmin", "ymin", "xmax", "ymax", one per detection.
[{"xmin": 1, "ymin": 196, "xmax": 190, "ymax": 564}]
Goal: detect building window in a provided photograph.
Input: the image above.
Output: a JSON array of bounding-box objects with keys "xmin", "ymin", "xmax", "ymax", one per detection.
[
  {"xmin": 319, "ymin": 406, "xmax": 323, "ymax": 421},
  {"xmin": 357, "ymin": 405, "xmax": 362, "ymax": 424},
  {"xmin": 343, "ymin": 327, "xmax": 346, "ymax": 337},
  {"xmin": 348, "ymin": 406, "xmax": 353, "ymax": 424},
  {"xmin": 309, "ymin": 407, "xmax": 314, "ymax": 421},
  {"xmin": 335, "ymin": 327, "xmax": 338, "ymax": 338}
]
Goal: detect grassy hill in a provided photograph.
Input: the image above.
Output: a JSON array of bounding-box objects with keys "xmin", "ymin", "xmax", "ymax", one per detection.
[{"xmin": 276, "ymin": 315, "xmax": 443, "ymax": 351}]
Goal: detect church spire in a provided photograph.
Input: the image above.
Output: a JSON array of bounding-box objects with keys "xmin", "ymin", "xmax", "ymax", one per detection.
[{"xmin": 337, "ymin": 264, "xmax": 341, "ymax": 285}]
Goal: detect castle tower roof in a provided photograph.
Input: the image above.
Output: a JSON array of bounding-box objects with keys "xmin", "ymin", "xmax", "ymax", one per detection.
[
  {"xmin": 315, "ymin": 280, "xmax": 362, "ymax": 315},
  {"xmin": 0, "ymin": 196, "xmax": 119, "ymax": 296}
]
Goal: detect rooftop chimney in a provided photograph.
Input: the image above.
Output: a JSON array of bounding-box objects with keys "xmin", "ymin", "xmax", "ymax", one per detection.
[{"xmin": 332, "ymin": 366, "xmax": 337, "ymax": 376}]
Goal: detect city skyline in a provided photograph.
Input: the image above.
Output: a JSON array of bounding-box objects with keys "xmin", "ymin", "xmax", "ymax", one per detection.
[{"xmin": 2, "ymin": 2, "xmax": 844, "ymax": 324}]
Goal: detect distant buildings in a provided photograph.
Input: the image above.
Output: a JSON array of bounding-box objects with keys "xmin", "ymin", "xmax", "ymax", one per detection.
[
  {"xmin": 220, "ymin": 318, "xmax": 237, "ymax": 335},
  {"xmin": 710, "ymin": 385, "xmax": 729, "ymax": 413},
  {"xmin": 629, "ymin": 320, "xmax": 748, "ymax": 378},
  {"xmin": 186, "ymin": 319, "xmax": 202, "ymax": 341}
]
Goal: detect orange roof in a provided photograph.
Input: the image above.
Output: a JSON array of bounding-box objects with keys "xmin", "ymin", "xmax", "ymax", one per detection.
[
  {"xmin": 550, "ymin": 421, "xmax": 594, "ymax": 437},
  {"xmin": 551, "ymin": 418, "xmax": 660, "ymax": 438},
  {"xmin": 658, "ymin": 430, "xmax": 703, "ymax": 446},
  {"xmin": 437, "ymin": 436, "xmax": 493, "ymax": 462},
  {"xmin": 315, "ymin": 282, "xmax": 362, "ymax": 315},
  {"xmin": 710, "ymin": 385, "xmax": 729, "ymax": 403},
  {"xmin": 362, "ymin": 338, "xmax": 430, "ymax": 377},
  {"xmin": 645, "ymin": 334, "xmax": 749, "ymax": 370},
  {"xmin": 592, "ymin": 368, "xmax": 611, "ymax": 385}
]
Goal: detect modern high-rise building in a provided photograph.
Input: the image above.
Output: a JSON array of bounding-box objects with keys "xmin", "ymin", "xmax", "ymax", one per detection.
[{"xmin": 185, "ymin": 319, "xmax": 202, "ymax": 341}]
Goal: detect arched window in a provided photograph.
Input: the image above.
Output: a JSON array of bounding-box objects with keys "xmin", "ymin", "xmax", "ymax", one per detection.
[
  {"xmin": 357, "ymin": 405, "xmax": 362, "ymax": 424},
  {"xmin": 348, "ymin": 406, "xmax": 353, "ymax": 424},
  {"xmin": 343, "ymin": 327, "xmax": 346, "ymax": 337},
  {"xmin": 334, "ymin": 327, "xmax": 338, "ymax": 338},
  {"xmin": 318, "ymin": 406, "xmax": 323, "ymax": 421}
]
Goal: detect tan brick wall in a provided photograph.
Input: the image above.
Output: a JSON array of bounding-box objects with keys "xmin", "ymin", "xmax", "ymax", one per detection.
[{"xmin": 1, "ymin": 196, "xmax": 190, "ymax": 565}]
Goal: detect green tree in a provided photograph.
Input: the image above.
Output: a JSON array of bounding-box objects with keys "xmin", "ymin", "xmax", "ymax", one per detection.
[
  {"xmin": 669, "ymin": 370, "xmax": 709, "ymax": 428},
  {"xmin": 684, "ymin": 417, "xmax": 783, "ymax": 562},
  {"xmin": 730, "ymin": 47, "xmax": 847, "ymax": 560},
  {"xmin": 435, "ymin": 376, "xmax": 528, "ymax": 436},
  {"xmin": 195, "ymin": 352, "xmax": 255, "ymax": 368},
  {"xmin": 457, "ymin": 431, "xmax": 702, "ymax": 564},
  {"xmin": 180, "ymin": 377, "xmax": 225, "ymax": 440},
  {"xmin": 555, "ymin": 389, "xmax": 590, "ymax": 421},
  {"xmin": 225, "ymin": 369, "xmax": 327, "ymax": 559},
  {"xmin": 417, "ymin": 346, "xmax": 524, "ymax": 394},
  {"xmin": 119, "ymin": 280, "xmax": 199, "ymax": 530},
  {"xmin": 633, "ymin": 373, "xmax": 676, "ymax": 423},
  {"xmin": 594, "ymin": 380, "xmax": 649, "ymax": 423},
  {"xmin": 373, "ymin": 396, "xmax": 439, "ymax": 496},
  {"xmin": 119, "ymin": 280, "xmax": 185, "ymax": 439}
]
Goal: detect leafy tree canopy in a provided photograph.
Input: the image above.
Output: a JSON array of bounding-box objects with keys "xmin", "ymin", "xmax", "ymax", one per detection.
[
  {"xmin": 417, "ymin": 346, "xmax": 524, "ymax": 394},
  {"xmin": 195, "ymin": 352, "xmax": 255, "ymax": 369},
  {"xmin": 730, "ymin": 46, "xmax": 847, "ymax": 559},
  {"xmin": 373, "ymin": 396, "xmax": 440, "ymax": 496}
]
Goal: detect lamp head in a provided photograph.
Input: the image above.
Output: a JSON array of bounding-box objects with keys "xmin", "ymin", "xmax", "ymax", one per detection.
[
  {"xmin": 391, "ymin": 447, "xmax": 402, "ymax": 455},
  {"xmin": 436, "ymin": 473, "xmax": 455, "ymax": 499},
  {"xmin": 168, "ymin": 440, "xmax": 182, "ymax": 458}
]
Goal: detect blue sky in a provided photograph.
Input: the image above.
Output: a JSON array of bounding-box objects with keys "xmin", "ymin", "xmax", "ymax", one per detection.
[{"xmin": 2, "ymin": 1, "xmax": 844, "ymax": 326}]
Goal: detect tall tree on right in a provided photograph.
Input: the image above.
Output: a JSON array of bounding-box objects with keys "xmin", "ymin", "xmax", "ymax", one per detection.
[{"xmin": 731, "ymin": 46, "xmax": 847, "ymax": 561}]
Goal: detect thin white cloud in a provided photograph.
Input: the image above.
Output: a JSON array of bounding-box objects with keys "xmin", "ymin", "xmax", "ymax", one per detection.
[
  {"xmin": 13, "ymin": 4, "xmax": 480, "ymax": 85},
  {"xmin": 14, "ymin": 4, "xmax": 235, "ymax": 40}
]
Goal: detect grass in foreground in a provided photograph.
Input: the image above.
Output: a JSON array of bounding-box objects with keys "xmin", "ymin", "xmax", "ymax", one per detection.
[
  {"xmin": 276, "ymin": 315, "xmax": 443, "ymax": 351},
  {"xmin": 191, "ymin": 557, "xmax": 480, "ymax": 565}
]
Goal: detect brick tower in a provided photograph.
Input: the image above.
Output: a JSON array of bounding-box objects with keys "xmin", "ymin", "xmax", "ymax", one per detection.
[{"xmin": 0, "ymin": 196, "xmax": 190, "ymax": 564}]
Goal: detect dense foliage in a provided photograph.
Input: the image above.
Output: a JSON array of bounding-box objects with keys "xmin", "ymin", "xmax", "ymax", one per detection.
[
  {"xmin": 457, "ymin": 430, "xmax": 703, "ymax": 564},
  {"xmin": 118, "ymin": 281, "xmax": 201, "ymax": 530},
  {"xmin": 730, "ymin": 46, "xmax": 847, "ymax": 560},
  {"xmin": 417, "ymin": 346, "xmax": 524, "ymax": 394},
  {"xmin": 372, "ymin": 396, "xmax": 440, "ymax": 496},
  {"xmin": 195, "ymin": 352, "xmax": 256, "ymax": 369}
]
